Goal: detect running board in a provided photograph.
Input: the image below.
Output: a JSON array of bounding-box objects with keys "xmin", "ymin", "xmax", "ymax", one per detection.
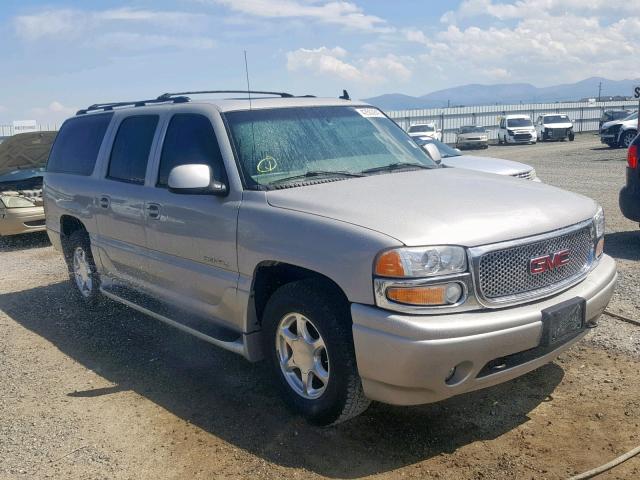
[{"xmin": 100, "ymin": 286, "xmax": 246, "ymax": 357}]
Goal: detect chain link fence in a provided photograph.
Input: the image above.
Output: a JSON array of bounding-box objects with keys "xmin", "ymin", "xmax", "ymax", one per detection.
[{"xmin": 385, "ymin": 100, "xmax": 638, "ymax": 143}]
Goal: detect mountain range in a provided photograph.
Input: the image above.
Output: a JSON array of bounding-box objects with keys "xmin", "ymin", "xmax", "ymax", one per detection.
[{"xmin": 364, "ymin": 77, "xmax": 639, "ymax": 110}]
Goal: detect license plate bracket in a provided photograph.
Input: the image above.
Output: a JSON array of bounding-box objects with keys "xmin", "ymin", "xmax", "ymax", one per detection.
[{"xmin": 540, "ymin": 297, "xmax": 586, "ymax": 347}]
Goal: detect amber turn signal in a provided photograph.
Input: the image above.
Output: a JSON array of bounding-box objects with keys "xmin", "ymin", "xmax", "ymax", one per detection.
[
  {"xmin": 374, "ymin": 250, "xmax": 405, "ymax": 277},
  {"xmin": 596, "ymin": 237, "xmax": 604, "ymax": 258},
  {"xmin": 386, "ymin": 283, "xmax": 463, "ymax": 306}
]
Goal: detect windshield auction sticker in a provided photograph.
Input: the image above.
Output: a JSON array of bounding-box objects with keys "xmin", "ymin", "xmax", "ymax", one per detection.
[{"xmin": 354, "ymin": 108, "xmax": 385, "ymax": 118}]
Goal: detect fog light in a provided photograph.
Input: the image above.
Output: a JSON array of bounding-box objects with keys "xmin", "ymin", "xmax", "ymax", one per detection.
[
  {"xmin": 445, "ymin": 367, "xmax": 456, "ymax": 382},
  {"xmin": 445, "ymin": 283, "xmax": 463, "ymax": 304}
]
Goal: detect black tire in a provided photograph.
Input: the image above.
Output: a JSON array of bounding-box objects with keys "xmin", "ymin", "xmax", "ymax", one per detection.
[
  {"xmin": 262, "ymin": 279, "xmax": 370, "ymax": 425},
  {"xmin": 498, "ymin": 135, "xmax": 503, "ymax": 145},
  {"xmin": 64, "ymin": 230, "xmax": 103, "ymax": 308},
  {"xmin": 620, "ymin": 130, "xmax": 637, "ymax": 148}
]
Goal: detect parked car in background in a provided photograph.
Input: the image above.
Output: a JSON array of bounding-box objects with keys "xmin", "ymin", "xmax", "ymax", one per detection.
[
  {"xmin": 600, "ymin": 109, "xmax": 631, "ymax": 130},
  {"xmin": 407, "ymin": 122, "xmax": 442, "ymax": 141},
  {"xmin": 0, "ymin": 131, "xmax": 56, "ymax": 236},
  {"xmin": 497, "ymin": 115, "xmax": 537, "ymax": 144},
  {"xmin": 536, "ymin": 114, "xmax": 574, "ymax": 142},
  {"xmin": 45, "ymin": 91, "xmax": 615, "ymax": 425},
  {"xmin": 619, "ymin": 133, "xmax": 640, "ymax": 223},
  {"xmin": 455, "ymin": 126, "xmax": 489, "ymax": 149},
  {"xmin": 415, "ymin": 136, "xmax": 539, "ymax": 181},
  {"xmin": 600, "ymin": 111, "xmax": 638, "ymax": 148}
]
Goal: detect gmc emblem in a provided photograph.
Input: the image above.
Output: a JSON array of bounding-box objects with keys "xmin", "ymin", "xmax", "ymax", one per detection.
[{"xmin": 529, "ymin": 249, "xmax": 571, "ymax": 275}]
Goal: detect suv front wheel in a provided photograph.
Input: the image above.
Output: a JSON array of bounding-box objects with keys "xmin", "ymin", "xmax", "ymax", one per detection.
[
  {"xmin": 621, "ymin": 130, "xmax": 637, "ymax": 148},
  {"xmin": 262, "ymin": 279, "xmax": 370, "ymax": 425}
]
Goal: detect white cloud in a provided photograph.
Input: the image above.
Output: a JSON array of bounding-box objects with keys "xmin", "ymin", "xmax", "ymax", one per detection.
[
  {"xmin": 441, "ymin": 0, "xmax": 640, "ymax": 24},
  {"xmin": 207, "ymin": 0, "xmax": 391, "ymax": 32},
  {"xmin": 95, "ymin": 33, "xmax": 215, "ymax": 51},
  {"xmin": 14, "ymin": 7, "xmax": 211, "ymax": 45},
  {"xmin": 286, "ymin": 46, "xmax": 412, "ymax": 85},
  {"xmin": 14, "ymin": 9, "xmax": 80, "ymax": 41},
  {"xmin": 29, "ymin": 101, "xmax": 77, "ymax": 124},
  {"xmin": 405, "ymin": 5, "xmax": 640, "ymax": 86}
]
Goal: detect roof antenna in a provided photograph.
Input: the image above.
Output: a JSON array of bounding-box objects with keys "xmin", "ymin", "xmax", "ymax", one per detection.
[
  {"xmin": 339, "ymin": 89, "xmax": 350, "ymax": 100},
  {"xmin": 244, "ymin": 50, "xmax": 253, "ymax": 110},
  {"xmin": 244, "ymin": 50, "xmax": 258, "ymax": 172}
]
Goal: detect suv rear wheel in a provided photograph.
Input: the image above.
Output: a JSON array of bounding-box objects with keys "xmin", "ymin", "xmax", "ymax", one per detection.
[
  {"xmin": 65, "ymin": 230, "xmax": 102, "ymax": 307},
  {"xmin": 262, "ymin": 279, "xmax": 370, "ymax": 425}
]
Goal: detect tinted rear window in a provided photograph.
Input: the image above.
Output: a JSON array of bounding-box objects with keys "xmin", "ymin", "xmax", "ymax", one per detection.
[
  {"xmin": 47, "ymin": 113, "xmax": 113, "ymax": 175},
  {"xmin": 108, "ymin": 115, "xmax": 158, "ymax": 184}
]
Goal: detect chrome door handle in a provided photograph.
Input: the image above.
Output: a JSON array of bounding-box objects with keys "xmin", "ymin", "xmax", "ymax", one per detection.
[
  {"xmin": 146, "ymin": 203, "xmax": 160, "ymax": 219},
  {"xmin": 99, "ymin": 196, "xmax": 110, "ymax": 209}
]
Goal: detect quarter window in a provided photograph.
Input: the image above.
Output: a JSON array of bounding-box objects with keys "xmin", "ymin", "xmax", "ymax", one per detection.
[
  {"xmin": 157, "ymin": 114, "xmax": 226, "ymax": 187},
  {"xmin": 107, "ymin": 116, "xmax": 159, "ymax": 184},
  {"xmin": 47, "ymin": 113, "xmax": 113, "ymax": 175}
]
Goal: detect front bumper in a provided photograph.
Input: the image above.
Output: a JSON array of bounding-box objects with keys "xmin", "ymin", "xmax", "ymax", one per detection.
[
  {"xmin": 0, "ymin": 206, "xmax": 46, "ymax": 236},
  {"xmin": 506, "ymin": 133, "xmax": 536, "ymax": 143},
  {"xmin": 351, "ymin": 254, "xmax": 616, "ymax": 406},
  {"xmin": 457, "ymin": 138, "xmax": 488, "ymax": 147}
]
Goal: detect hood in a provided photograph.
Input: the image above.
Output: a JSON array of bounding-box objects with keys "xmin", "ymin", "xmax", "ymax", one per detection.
[
  {"xmin": 266, "ymin": 168, "xmax": 596, "ymax": 247},
  {"xmin": 602, "ymin": 118, "xmax": 636, "ymax": 130},
  {"xmin": 542, "ymin": 122, "xmax": 573, "ymax": 128},
  {"xmin": 458, "ymin": 132, "xmax": 488, "ymax": 139},
  {"xmin": 0, "ymin": 131, "xmax": 57, "ymax": 178},
  {"xmin": 442, "ymin": 154, "xmax": 532, "ymax": 176}
]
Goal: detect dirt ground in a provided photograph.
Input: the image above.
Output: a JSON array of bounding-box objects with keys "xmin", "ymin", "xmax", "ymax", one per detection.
[{"xmin": 1, "ymin": 134, "xmax": 639, "ymax": 479}]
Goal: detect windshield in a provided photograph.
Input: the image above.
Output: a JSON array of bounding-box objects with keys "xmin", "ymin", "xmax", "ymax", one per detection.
[
  {"xmin": 623, "ymin": 111, "xmax": 638, "ymax": 121},
  {"xmin": 0, "ymin": 195, "xmax": 35, "ymax": 208},
  {"xmin": 225, "ymin": 106, "xmax": 437, "ymax": 188},
  {"xmin": 408, "ymin": 124, "xmax": 434, "ymax": 133},
  {"xmin": 506, "ymin": 118, "xmax": 533, "ymax": 127},
  {"xmin": 543, "ymin": 115, "xmax": 570, "ymax": 124},
  {"xmin": 459, "ymin": 126, "xmax": 486, "ymax": 134},
  {"xmin": 413, "ymin": 137, "xmax": 461, "ymax": 158}
]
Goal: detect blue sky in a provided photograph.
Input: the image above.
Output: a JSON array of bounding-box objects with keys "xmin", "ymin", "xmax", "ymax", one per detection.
[{"xmin": 1, "ymin": 0, "xmax": 638, "ymax": 125}]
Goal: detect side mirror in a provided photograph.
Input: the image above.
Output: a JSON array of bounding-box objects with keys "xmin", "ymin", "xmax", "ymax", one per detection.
[
  {"xmin": 454, "ymin": 148, "xmax": 462, "ymax": 154},
  {"xmin": 422, "ymin": 143, "xmax": 442, "ymax": 164},
  {"xmin": 168, "ymin": 164, "xmax": 227, "ymax": 196}
]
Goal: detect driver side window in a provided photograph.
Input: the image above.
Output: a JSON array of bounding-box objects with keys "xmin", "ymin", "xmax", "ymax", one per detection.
[{"xmin": 157, "ymin": 113, "xmax": 227, "ymax": 188}]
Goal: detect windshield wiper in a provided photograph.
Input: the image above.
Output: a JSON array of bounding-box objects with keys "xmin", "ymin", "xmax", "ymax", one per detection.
[
  {"xmin": 269, "ymin": 170, "xmax": 364, "ymax": 186},
  {"xmin": 360, "ymin": 162, "xmax": 433, "ymax": 175}
]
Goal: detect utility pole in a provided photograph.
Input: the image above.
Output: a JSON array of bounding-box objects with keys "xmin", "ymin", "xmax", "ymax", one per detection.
[{"xmin": 597, "ymin": 81, "xmax": 602, "ymax": 102}]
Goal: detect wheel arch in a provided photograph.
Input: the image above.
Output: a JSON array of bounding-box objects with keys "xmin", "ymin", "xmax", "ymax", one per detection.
[{"xmin": 248, "ymin": 261, "xmax": 350, "ymax": 331}]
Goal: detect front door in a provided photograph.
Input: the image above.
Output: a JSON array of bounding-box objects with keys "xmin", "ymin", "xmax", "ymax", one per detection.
[{"xmin": 142, "ymin": 112, "xmax": 241, "ymax": 329}]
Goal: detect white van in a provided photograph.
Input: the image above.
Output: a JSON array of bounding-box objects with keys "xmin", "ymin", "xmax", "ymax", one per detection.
[{"xmin": 497, "ymin": 115, "xmax": 537, "ymax": 144}]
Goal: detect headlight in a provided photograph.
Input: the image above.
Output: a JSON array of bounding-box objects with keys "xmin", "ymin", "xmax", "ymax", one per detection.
[
  {"xmin": 374, "ymin": 246, "xmax": 467, "ymax": 278},
  {"xmin": 507, "ymin": 129, "xmax": 514, "ymax": 135},
  {"xmin": 594, "ymin": 206, "xmax": 605, "ymax": 238},
  {"xmin": 593, "ymin": 206, "xmax": 605, "ymax": 257}
]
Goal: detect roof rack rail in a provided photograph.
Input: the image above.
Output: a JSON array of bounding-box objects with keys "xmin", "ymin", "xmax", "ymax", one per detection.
[
  {"xmin": 157, "ymin": 90, "xmax": 294, "ymax": 101},
  {"xmin": 76, "ymin": 96, "xmax": 189, "ymax": 115}
]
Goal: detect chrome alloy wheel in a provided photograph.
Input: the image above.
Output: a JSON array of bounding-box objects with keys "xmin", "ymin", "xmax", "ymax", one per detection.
[
  {"xmin": 72, "ymin": 246, "xmax": 93, "ymax": 298},
  {"xmin": 276, "ymin": 313, "xmax": 330, "ymax": 400}
]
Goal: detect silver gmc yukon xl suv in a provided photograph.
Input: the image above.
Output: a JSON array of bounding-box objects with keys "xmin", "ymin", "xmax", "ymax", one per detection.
[{"xmin": 44, "ymin": 91, "xmax": 617, "ymax": 425}]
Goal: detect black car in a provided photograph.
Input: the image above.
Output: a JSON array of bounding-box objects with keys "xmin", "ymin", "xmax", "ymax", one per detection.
[
  {"xmin": 619, "ymin": 133, "xmax": 640, "ymax": 223},
  {"xmin": 600, "ymin": 109, "xmax": 631, "ymax": 130}
]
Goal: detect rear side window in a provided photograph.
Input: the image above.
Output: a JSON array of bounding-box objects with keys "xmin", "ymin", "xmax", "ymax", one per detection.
[
  {"xmin": 47, "ymin": 113, "xmax": 113, "ymax": 175},
  {"xmin": 107, "ymin": 115, "xmax": 159, "ymax": 184},
  {"xmin": 157, "ymin": 114, "xmax": 226, "ymax": 187}
]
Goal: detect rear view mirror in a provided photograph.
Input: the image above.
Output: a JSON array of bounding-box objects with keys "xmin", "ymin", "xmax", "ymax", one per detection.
[
  {"xmin": 168, "ymin": 164, "xmax": 227, "ymax": 195},
  {"xmin": 422, "ymin": 143, "xmax": 442, "ymax": 164}
]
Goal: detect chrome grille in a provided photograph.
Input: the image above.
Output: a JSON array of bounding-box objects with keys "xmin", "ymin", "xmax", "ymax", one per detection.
[{"xmin": 476, "ymin": 224, "xmax": 594, "ymax": 303}]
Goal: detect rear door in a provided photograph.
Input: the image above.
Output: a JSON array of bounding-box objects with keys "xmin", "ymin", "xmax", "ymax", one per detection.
[
  {"xmin": 93, "ymin": 114, "xmax": 160, "ymax": 286},
  {"xmin": 142, "ymin": 111, "xmax": 241, "ymax": 329}
]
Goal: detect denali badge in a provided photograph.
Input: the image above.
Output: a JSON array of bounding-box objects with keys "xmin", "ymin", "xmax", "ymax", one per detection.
[{"xmin": 529, "ymin": 250, "xmax": 571, "ymax": 275}]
